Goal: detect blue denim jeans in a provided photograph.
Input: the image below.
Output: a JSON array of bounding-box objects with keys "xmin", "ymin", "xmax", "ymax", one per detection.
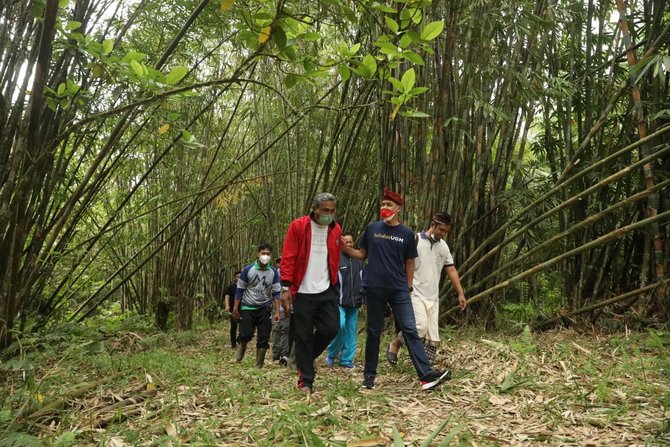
[
  {"xmin": 364, "ymin": 287, "xmax": 432, "ymax": 380},
  {"xmin": 326, "ymin": 306, "xmax": 360, "ymax": 365}
]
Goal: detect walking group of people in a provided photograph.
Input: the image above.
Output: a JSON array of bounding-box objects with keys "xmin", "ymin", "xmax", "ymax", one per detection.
[{"xmin": 223, "ymin": 189, "xmax": 467, "ymax": 393}]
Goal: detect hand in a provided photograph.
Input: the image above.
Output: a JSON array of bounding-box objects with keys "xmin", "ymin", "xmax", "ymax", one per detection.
[
  {"xmin": 232, "ymin": 309, "xmax": 241, "ymax": 320},
  {"xmin": 281, "ymin": 289, "xmax": 293, "ymax": 313},
  {"xmin": 458, "ymin": 294, "xmax": 467, "ymax": 311}
]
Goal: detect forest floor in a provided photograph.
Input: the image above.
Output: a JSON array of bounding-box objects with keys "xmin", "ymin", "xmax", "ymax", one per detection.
[{"xmin": 1, "ymin": 317, "xmax": 670, "ymax": 446}]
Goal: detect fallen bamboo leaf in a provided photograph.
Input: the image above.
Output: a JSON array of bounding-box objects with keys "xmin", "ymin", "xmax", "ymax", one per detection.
[
  {"xmin": 166, "ymin": 421, "xmax": 177, "ymax": 436},
  {"xmin": 347, "ymin": 437, "xmax": 387, "ymax": 446},
  {"xmin": 572, "ymin": 341, "xmax": 592, "ymax": 355},
  {"xmin": 105, "ymin": 437, "xmax": 130, "ymax": 447}
]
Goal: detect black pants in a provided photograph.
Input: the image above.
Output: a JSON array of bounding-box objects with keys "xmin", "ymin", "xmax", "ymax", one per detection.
[
  {"xmin": 230, "ymin": 315, "xmax": 239, "ymax": 347},
  {"xmin": 292, "ymin": 288, "xmax": 339, "ymax": 388},
  {"xmin": 238, "ymin": 307, "xmax": 272, "ymax": 349}
]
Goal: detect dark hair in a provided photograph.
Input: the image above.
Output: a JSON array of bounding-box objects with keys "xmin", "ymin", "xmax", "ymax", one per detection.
[
  {"xmin": 432, "ymin": 212, "xmax": 452, "ymax": 226},
  {"xmin": 234, "ymin": 270, "xmax": 241, "ymax": 276},
  {"xmin": 257, "ymin": 242, "xmax": 273, "ymax": 252},
  {"xmin": 341, "ymin": 232, "xmax": 354, "ymax": 238}
]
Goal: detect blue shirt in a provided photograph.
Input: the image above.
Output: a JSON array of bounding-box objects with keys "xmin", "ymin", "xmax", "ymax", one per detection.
[{"xmin": 359, "ymin": 221, "xmax": 418, "ymax": 291}]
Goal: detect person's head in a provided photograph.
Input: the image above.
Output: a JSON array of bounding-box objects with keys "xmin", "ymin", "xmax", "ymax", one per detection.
[
  {"xmin": 234, "ymin": 270, "xmax": 241, "ymax": 281},
  {"xmin": 257, "ymin": 243, "xmax": 273, "ymax": 266},
  {"xmin": 380, "ymin": 187, "xmax": 403, "ymax": 223},
  {"xmin": 312, "ymin": 192, "xmax": 337, "ymax": 226},
  {"xmin": 275, "ymin": 256, "xmax": 282, "ymax": 267},
  {"xmin": 427, "ymin": 212, "xmax": 452, "ymax": 241},
  {"xmin": 341, "ymin": 232, "xmax": 355, "ymax": 248}
]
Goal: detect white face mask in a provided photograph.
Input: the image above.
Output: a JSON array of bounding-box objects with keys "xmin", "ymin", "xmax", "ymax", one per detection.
[{"xmin": 258, "ymin": 254, "xmax": 271, "ymax": 265}]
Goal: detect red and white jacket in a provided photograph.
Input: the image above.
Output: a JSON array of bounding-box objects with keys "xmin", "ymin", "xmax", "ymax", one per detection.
[{"xmin": 280, "ymin": 213, "xmax": 342, "ymax": 295}]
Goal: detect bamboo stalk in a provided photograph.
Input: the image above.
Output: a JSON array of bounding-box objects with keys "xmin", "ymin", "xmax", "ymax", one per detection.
[
  {"xmin": 467, "ymin": 176, "xmax": 670, "ymax": 296},
  {"xmin": 444, "ymin": 208, "xmax": 670, "ymax": 317},
  {"xmin": 460, "ymin": 141, "xmax": 670, "ymax": 281},
  {"xmin": 615, "ymin": 0, "xmax": 666, "ymax": 309},
  {"xmin": 26, "ymin": 371, "xmax": 125, "ymax": 421},
  {"xmin": 534, "ymin": 278, "xmax": 670, "ymax": 330}
]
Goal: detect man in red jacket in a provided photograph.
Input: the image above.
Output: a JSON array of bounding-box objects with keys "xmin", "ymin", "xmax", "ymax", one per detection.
[{"xmin": 280, "ymin": 192, "xmax": 342, "ymax": 393}]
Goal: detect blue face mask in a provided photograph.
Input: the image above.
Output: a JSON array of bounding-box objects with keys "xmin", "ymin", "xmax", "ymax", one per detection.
[{"xmin": 318, "ymin": 214, "xmax": 334, "ymax": 226}]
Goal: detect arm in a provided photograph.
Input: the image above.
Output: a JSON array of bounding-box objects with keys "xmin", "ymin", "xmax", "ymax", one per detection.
[
  {"xmin": 272, "ymin": 269, "xmax": 282, "ymax": 321},
  {"xmin": 444, "ymin": 265, "xmax": 467, "ymax": 310},
  {"xmin": 405, "ymin": 258, "xmax": 415, "ymax": 289},
  {"xmin": 233, "ymin": 270, "xmax": 247, "ymax": 320},
  {"xmin": 341, "ymin": 244, "xmax": 367, "ymax": 260},
  {"xmin": 224, "ymin": 294, "xmax": 231, "ymax": 312},
  {"xmin": 280, "ymin": 222, "xmax": 299, "ymax": 310},
  {"xmin": 232, "ymin": 297, "xmax": 241, "ymax": 320}
]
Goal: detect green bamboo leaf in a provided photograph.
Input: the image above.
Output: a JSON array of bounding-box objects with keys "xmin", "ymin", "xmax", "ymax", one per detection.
[
  {"xmin": 419, "ymin": 417, "xmax": 451, "ymax": 447},
  {"xmin": 281, "ymin": 45, "xmax": 296, "ymax": 61},
  {"xmin": 403, "ymin": 50, "xmax": 424, "ymax": 66},
  {"xmin": 102, "ymin": 39, "xmax": 114, "ymax": 55},
  {"xmin": 385, "ymin": 17, "xmax": 399, "ymax": 33},
  {"xmin": 392, "ymin": 425, "xmax": 405, "ymax": 447},
  {"xmin": 361, "ymin": 54, "xmax": 377, "ymax": 78},
  {"xmin": 65, "ymin": 21, "xmax": 82, "ymax": 31},
  {"xmin": 399, "ymin": 33, "xmax": 413, "ymax": 49},
  {"xmin": 388, "ymin": 76, "xmax": 404, "ymax": 92},
  {"xmin": 337, "ymin": 64, "xmax": 351, "ymax": 82},
  {"xmin": 66, "ymin": 79, "xmax": 79, "ymax": 94},
  {"xmin": 375, "ymin": 41, "xmax": 400, "ymax": 56},
  {"xmin": 437, "ymin": 423, "xmax": 467, "ymax": 446},
  {"xmin": 272, "ymin": 25, "xmax": 287, "ymax": 50},
  {"xmin": 402, "ymin": 110, "xmax": 431, "ymax": 118},
  {"xmin": 420, "ymin": 20, "xmax": 445, "ymax": 41},
  {"xmin": 130, "ymin": 60, "xmax": 144, "ymax": 77},
  {"xmin": 401, "ymin": 68, "xmax": 415, "ymax": 91},
  {"xmin": 165, "ymin": 66, "xmax": 188, "ymax": 85},
  {"xmin": 301, "ymin": 32, "xmax": 321, "ymax": 41},
  {"xmin": 284, "ymin": 73, "xmax": 298, "ymax": 88},
  {"xmin": 408, "ymin": 86, "xmax": 429, "ymax": 95},
  {"xmin": 371, "ymin": 3, "xmax": 396, "ymax": 13}
]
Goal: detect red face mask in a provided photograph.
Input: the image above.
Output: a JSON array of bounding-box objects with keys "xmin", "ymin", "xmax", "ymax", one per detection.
[{"xmin": 380, "ymin": 208, "xmax": 396, "ymax": 220}]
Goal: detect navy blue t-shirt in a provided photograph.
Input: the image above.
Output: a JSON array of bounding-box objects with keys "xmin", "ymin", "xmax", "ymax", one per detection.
[{"xmin": 359, "ymin": 221, "xmax": 418, "ymax": 291}]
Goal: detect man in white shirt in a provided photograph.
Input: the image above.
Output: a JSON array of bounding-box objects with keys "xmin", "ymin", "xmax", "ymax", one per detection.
[
  {"xmin": 387, "ymin": 212, "xmax": 466, "ymax": 365},
  {"xmin": 279, "ymin": 193, "xmax": 342, "ymax": 393}
]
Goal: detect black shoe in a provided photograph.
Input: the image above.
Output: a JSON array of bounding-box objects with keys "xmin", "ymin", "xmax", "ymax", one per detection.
[
  {"xmin": 421, "ymin": 369, "xmax": 451, "ymax": 391},
  {"xmin": 279, "ymin": 356, "xmax": 289, "ymax": 366},
  {"xmin": 362, "ymin": 375, "xmax": 375, "ymax": 390}
]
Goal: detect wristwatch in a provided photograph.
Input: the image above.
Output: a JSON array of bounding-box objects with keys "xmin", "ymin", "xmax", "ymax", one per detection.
[
  {"xmin": 409, "ymin": 286, "xmax": 414, "ymax": 292},
  {"xmin": 281, "ymin": 286, "xmax": 290, "ymax": 292}
]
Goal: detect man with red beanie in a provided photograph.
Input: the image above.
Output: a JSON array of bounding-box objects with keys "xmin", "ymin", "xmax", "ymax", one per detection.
[
  {"xmin": 280, "ymin": 192, "xmax": 342, "ymax": 393},
  {"xmin": 342, "ymin": 188, "xmax": 450, "ymax": 391}
]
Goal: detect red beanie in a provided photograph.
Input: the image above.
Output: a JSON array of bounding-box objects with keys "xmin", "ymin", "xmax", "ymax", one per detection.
[{"xmin": 382, "ymin": 187, "xmax": 404, "ymax": 206}]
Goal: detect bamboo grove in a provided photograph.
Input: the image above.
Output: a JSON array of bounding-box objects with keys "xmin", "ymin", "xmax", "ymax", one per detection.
[{"xmin": 0, "ymin": 0, "xmax": 669, "ymax": 349}]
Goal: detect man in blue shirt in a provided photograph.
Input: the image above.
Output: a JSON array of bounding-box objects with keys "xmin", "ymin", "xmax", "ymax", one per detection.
[
  {"xmin": 342, "ymin": 188, "xmax": 450, "ymax": 391},
  {"xmin": 233, "ymin": 243, "xmax": 281, "ymax": 368}
]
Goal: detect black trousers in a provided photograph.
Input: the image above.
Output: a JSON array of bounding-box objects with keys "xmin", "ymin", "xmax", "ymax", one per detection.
[
  {"xmin": 292, "ymin": 288, "xmax": 339, "ymax": 388},
  {"xmin": 238, "ymin": 307, "xmax": 272, "ymax": 349},
  {"xmin": 229, "ymin": 315, "xmax": 239, "ymax": 347}
]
